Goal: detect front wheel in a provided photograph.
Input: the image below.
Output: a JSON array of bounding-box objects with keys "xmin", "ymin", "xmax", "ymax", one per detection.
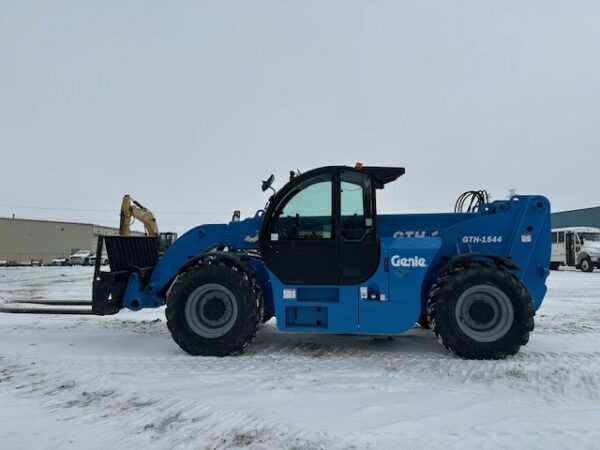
[
  {"xmin": 427, "ymin": 265, "xmax": 534, "ymax": 359},
  {"xmin": 262, "ymin": 312, "xmax": 274, "ymax": 323},
  {"xmin": 580, "ymin": 258, "xmax": 594, "ymax": 273},
  {"xmin": 166, "ymin": 263, "xmax": 263, "ymax": 356},
  {"xmin": 417, "ymin": 314, "xmax": 430, "ymax": 329}
]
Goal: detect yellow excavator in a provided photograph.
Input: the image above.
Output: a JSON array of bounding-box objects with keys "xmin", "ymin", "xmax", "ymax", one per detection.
[{"xmin": 119, "ymin": 195, "xmax": 177, "ymax": 252}]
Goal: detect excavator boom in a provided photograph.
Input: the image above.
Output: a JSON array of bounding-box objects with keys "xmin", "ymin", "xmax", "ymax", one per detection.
[{"xmin": 119, "ymin": 195, "xmax": 159, "ymax": 236}]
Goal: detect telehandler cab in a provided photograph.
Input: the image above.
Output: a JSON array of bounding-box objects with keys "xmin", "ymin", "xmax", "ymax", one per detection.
[{"xmin": 92, "ymin": 164, "xmax": 551, "ymax": 359}]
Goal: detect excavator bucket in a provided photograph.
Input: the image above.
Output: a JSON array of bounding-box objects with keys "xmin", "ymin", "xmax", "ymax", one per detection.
[{"xmin": 92, "ymin": 235, "xmax": 159, "ymax": 315}]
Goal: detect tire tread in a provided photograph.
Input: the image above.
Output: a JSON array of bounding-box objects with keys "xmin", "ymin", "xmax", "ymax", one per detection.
[
  {"xmin": 166, "ymin": 261, "xmax": 263, "ymax": 356},
  {"xmin": 427, "ymin": 263, "xmax": 534, "ymax": 360}
]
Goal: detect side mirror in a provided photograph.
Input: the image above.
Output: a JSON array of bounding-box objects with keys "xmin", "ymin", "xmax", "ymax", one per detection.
[{"xmin": 262, "ymin": 174, "xmax": 275, "ymax": 192}]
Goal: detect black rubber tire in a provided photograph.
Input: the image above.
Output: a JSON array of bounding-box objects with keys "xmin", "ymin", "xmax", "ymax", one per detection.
[
  {"xmin": 417, "ymin": 313, "xmax": 430, "ymax": 329},
  {"xmin": 580, "ymin": 258, "xmax": 594, "ymax": 273},
  {"xmin": 550, "ymin": 262, "xmax": 560, "ymax": 271},
  {"xmin": 427, "ymin": 264, "xmax": 534, "ymax": 360},
  {"xmin": 263, "ymin": 312, "xmax": 274, "ymax": 323},
  {"xmin": 166, "ymin": 263, "xmax": 263, "ymax": 356}
]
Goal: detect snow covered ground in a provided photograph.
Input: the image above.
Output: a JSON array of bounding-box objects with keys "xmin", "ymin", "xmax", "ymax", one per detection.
[{"xmin": 0, "ymin": 267, "xmax": 599, "ymax": 450}]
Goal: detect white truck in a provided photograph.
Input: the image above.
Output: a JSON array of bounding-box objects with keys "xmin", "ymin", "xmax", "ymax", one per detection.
[{"xmin": 551, "ymin": 227, "xmax": 600, "ymax": 272}]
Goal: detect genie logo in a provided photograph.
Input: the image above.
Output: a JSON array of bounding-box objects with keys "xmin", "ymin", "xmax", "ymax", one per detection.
[{"xmin": 390, "ymin": 255, "xmax": 428, "ymax": 268}]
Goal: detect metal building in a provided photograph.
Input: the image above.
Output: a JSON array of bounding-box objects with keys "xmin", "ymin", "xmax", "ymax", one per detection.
[
  {"xmin": 0, "ymin": 217, "xmax": 144, "ymax": 265},
  {"xmin": 551, "ymin": 206, "xmax": 600, "ymax": 230}
]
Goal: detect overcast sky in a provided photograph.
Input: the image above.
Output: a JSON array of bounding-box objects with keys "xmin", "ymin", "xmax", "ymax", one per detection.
[{"xmin": 1, "ymin": 1, "xmax": 599, "ymax": 234}]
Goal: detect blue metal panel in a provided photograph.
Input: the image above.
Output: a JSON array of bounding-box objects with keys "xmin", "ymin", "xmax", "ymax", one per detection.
[
  {"xmin": 378, "ymin": 212, "xmax": 466, "ymax": 238},
  {"xmin": 359, "ymin": 237, "xmax": 441, "ymax": 334},
  {"xmin": 268, "ymin": 271, "xmax": 359, "ymax": 333},
  {"xmin": 429, "ymin": 196, "xmax": 551, "ymax": 309},
  {"xmin": 381, "ymin": 196, "xmax": 551, "ymax": 311},
  {"xmin": 219, "ymin": 212, "xmax": 262, "ymax": 251},
  {"xmin": 265, "ymin": 238, "xmax": 441, "ymax": 335}
]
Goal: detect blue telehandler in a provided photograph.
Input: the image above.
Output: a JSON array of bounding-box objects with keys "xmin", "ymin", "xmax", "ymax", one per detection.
[{"xmin": 92, "ymin": 164, "xmax": 551, "ymax": 359}]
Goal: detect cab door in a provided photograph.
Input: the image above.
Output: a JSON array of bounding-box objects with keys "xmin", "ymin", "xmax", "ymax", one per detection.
[
  {"xmin": 261, "ymin": 172, "xmax": 338, "ymax": 284},
  {"xmin": 574, "ymin": 233, "xmax": 582, "ymax": 259},
  {"xmin": 260, "ymin": 167, "xmax": 381, "ymax": 286},
  {"xmin": 566, "ymin": 232, "xmax": 576, "ymax": 266},
  {"xmin": 338, "ymin": 168, "xmax": 379, "ymax": 284}
]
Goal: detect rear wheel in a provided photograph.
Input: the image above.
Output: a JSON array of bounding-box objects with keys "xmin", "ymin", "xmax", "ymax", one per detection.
[
  {"xmin": 580, "ymin": 258, "xmax": 594, "ymax": 273},
  {"xmin": 166, "ymin": 263, "xmax": 263, "ymax": 356},
  {"xmin": 550, "ymin": 262, "xmax": 560, "ymax": 271},
  {"xmin": 417, "ymin": 314, "xmax": 430, "ymax": 329},
  {"xmin": 427, "ymin": 264, "xmax": 534, "ymax": 359}
]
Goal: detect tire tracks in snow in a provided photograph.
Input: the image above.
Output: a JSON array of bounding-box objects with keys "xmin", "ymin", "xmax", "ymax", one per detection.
[{"xmin": 0, "ymin": 353, "xmax": 347, "ymax": 449}]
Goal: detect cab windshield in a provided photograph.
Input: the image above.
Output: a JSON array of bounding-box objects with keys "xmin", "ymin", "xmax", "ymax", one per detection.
[{"xmin": 580, "ymin": 233, "xmax": 600, "ymax": 242}]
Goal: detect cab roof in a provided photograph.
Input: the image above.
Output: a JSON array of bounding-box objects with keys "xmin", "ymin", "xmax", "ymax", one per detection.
[
  {"xmin": 294, "ymin": 165, "xmax": 405, "ymax": 189},
  {"xmin": 358, "ymin": 166, "xmax": 405, "ymax": 188}
]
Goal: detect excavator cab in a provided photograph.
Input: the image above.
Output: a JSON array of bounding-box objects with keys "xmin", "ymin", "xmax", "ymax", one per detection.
[{"xmin": 158, "ymin": 232, "xmax": 178, "ymax": 253}]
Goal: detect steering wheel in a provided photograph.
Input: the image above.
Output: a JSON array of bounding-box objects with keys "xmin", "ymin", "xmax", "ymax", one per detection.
[{"xmin": 262, "ymin": 174, "xmax": 275, "ymax": 192}]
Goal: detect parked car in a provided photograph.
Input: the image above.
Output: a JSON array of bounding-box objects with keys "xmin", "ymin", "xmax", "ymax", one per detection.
[
  {"xmin": 69, "ymin": 250, "xmax": 94, "ymax": 266},
  {"xmin": 90, "ymin": 252, "xmax": 109, "ymax": 266},
  {"xmin": 0, "ymin": 260, "xmax": 19, "ymax": 267},
  {"xmin": 51, "ymin": 257, "xmax": 71, "ymax": 266}
]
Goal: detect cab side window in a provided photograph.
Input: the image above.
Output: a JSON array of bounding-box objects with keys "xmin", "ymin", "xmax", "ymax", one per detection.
[
  {"xmin": 269, "ymin": 175, "xmax": 333, "ymax": 240},
  {"xmin": 558, "ymin": 232, "xmax": 565, "ymax": 243},
  {"xmin": 340, "ymin": 171, "xmax": 374, "ymax": 241}
]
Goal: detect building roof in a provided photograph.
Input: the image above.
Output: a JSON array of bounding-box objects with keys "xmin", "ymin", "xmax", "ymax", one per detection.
[
  {"xmin": 551, "ymin": 206, "xmax": 600, "ymax": 229},
  {"xmin": 552, "ymin": 205, "xmax": 600, "ymax": 214},
  {"xmin": 0, "ymin": 216, "xmax": 121, "ymax": 231}
]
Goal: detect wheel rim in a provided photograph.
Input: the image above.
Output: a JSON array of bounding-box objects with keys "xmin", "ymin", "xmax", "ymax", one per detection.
[
  {"xmin": 454, "ymin": 284, "xmax": 514, "ymax": 343},
  {"xmin": 185, "ymin": 284, "xmax": 239, "ymax": 338},
  {"xmin": 582, "ymin": 260, "xmax": 590, "ymax": 271}
]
